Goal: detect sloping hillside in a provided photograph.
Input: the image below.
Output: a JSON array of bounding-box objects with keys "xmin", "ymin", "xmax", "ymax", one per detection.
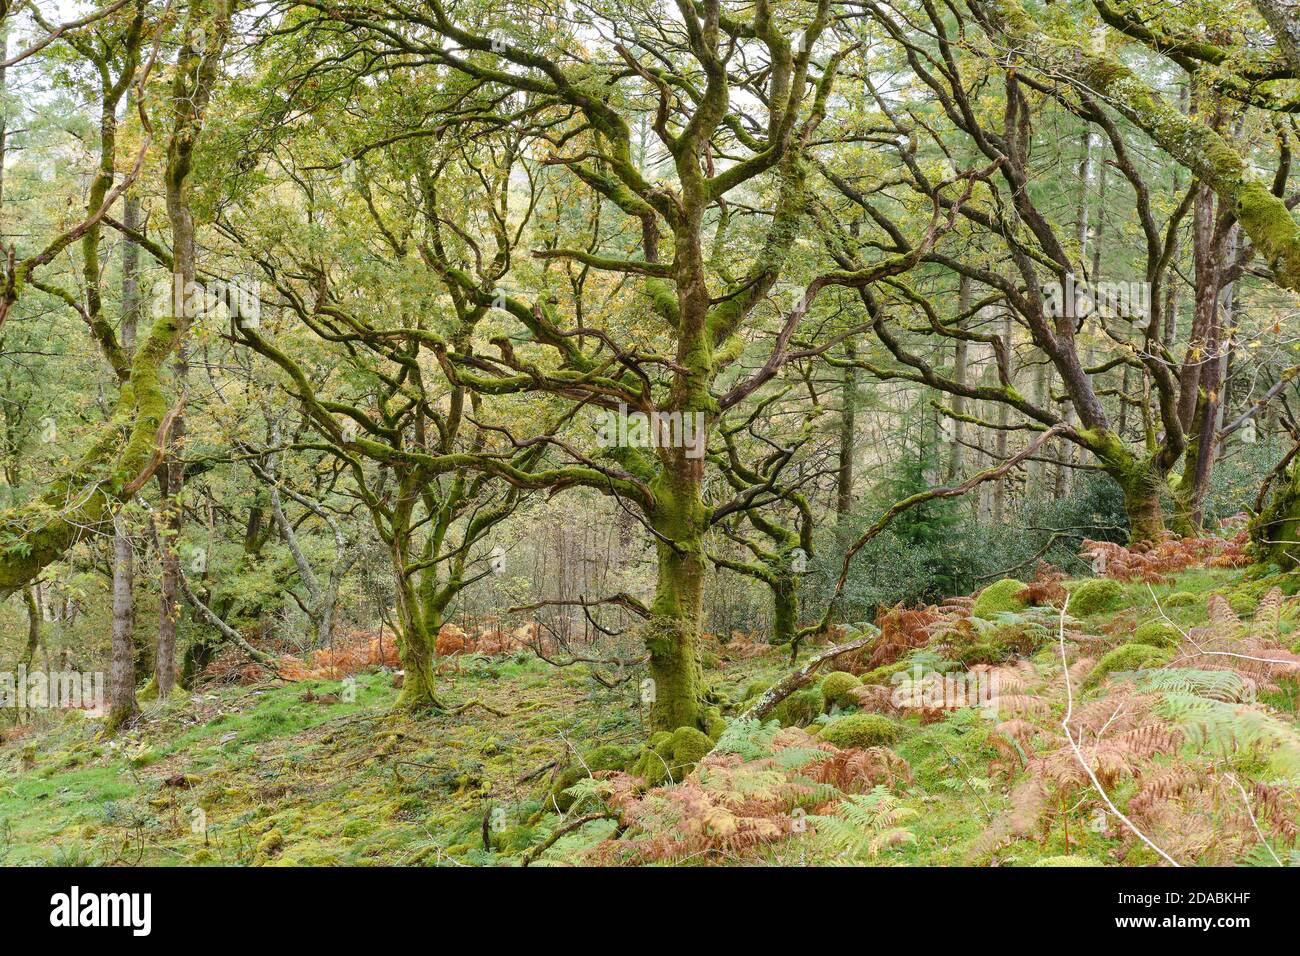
[{"xmin": 4, "ymin": 540, "xmax": 1298, "ymax": 867}]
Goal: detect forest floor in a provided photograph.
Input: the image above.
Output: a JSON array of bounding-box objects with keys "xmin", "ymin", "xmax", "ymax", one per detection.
[{"xmin": 2, "ymin": 557, "xmax": 1299, "ymax": 866}]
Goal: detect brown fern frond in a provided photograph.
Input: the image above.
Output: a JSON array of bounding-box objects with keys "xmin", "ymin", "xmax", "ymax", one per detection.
[
  {"xmin": 987, "ymin": 694, "xmax": 1052, "ymax": 718},
  {"xmin": 1206, "ymin": 594, "xmax": 1242, "ymax": 631},
  {"xmin": 1252, "ymin": 588, "xmax": 1285, "ymax": 641},
  {"xmin": 969, "ymin": 777, "xmax": 1048, "ymax": 863}
]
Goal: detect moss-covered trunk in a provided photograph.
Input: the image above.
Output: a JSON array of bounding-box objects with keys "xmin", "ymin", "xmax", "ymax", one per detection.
[
  {"xmin": 771, "ymin": 572, "xmax": 798, "ymax": 646},
  {"xmin": 645, "ymin": 470, "xmax": 708, "ymax": 733},
  {"xmin": 1252, "ymin": 461, "xmax": 1300, "ymax": 569},
  {"xmin": 388, "ymin": 483, "xmax": 442, "ymax": 711},
  {"xmin": 1171, "ymin": 394, "xmax": 1217, "ymax": 536},
  {"xmin": 392, "ymin": 560, "xmax": 440, "ymax": 710},
  {"xmin": 1119, "ymin": 468, "xmax": 1167, "ymax": 544},
  {"xmin": 646, "ymin": 543, "xmax": 704, "ymax": 732}
]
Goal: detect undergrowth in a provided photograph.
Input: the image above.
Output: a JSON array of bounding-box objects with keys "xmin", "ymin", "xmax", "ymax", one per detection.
[{"xmin": 2, "ymin": 537, "xmax": 1298, "ymax": 867}]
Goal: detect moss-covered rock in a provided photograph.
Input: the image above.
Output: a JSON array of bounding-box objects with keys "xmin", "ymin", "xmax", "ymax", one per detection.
[
  {"xmin": 257, "ymin": 828, "xmax": 285, "ymax": 856},
  {"xmin": 820, "ymin": 713, "xmax": 902, "ymax": 749},
  {"xmin": 630, "ymin": 726, "xmax": 716, "ymax": 787},
  {"xmin": 584, "ymin": 744, "xmax": 635, "ymax": 773},
  {"xmin": 1083, "ymin": 643, "xmax": 1173, "ymax": 690},
  {"xmin": 137, "ymin": 678, "xmax": 188, "ymax": 702},
  {"xmin": 953, "ymin": 641, "xmax": 1012, "ymax": 666},
  {"xmin": 670, "ymin": 726, "xmax": 713, "ymax": 765},
  {"xmin": 548, "ymin": 744, "xmax": 636, "ymax": 810},
  {"xmin": 972, "ymin": 578, "xmax": 1029, "ymax": 619},
  {"xmin": 860, "ymin": 660, "xmax": 910, "ymax": 686},
  {"xmin": 1131, "ymin": 620, "xmax": 1181, "ymax": 649},
  {"xmin": 547, "ymin": 765, "xmax": 588, "ymax": 812},
  {"xmin": 820, "ymin": 671, "xmax": 862, "ymax": 710},
  {"xmin": 1068, "ymin": 578, "xmax": 1126, "ymax": 615},
  {"xmin": 1164, "ymin": 591, "xmax": 1199, "ymax": 608},
  {"xmin": 773, "ymin": 685, "xmax": 824, "ymax": 727},
  {"xmin": 741, "ymin": 679, "xmax": 773, "ymax": 701},
  {"xmin": 701, "ymin": 706, "xmax": 728, "ymax": 740},
  {"xmin": 1228, "ymin": 590, "xmax": 1259, "ymax": 616}
]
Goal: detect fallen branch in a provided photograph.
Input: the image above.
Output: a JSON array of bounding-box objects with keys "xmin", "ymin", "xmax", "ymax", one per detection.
[
  {"xmin": 520, "ymin": 812, "xmax": 617, "ymax": 867},
  {"xmin": 743, "ymin": 632, "xmax": 878, "ymax": 721},
  {"xmin": 510, "ymin": 592, "xmax": 651, "ymax": 619},
  {"xmin": 175, "ymin": 572, "xmax": 282, "ymax": 675},
  {"xmin": 447, "ymin": 697, "xmax": 513, "ymax": 717}
]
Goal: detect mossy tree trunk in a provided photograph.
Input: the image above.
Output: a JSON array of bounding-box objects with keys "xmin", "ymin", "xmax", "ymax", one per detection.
[
  {"xmin": 711, "ymin": 539, "xmax": 805, "ymax": 650},
  {"xmin": 645, "ymin": 472, "xmax": 707, "ymax": 733},
  {"xmin": 392, "ymin": 576, "xmax": 440, "ymax": 710},
  {"xmin": 772, "ymin": 572, "xmax": 799, "ymax": 646},
  {"xmin": 381, "ymin": 456, "xmax": 516, "ymax": 711},
  {"xmin": 21, "ymin": 587, "xmax": 41, "ymax": 669},
  {"xmin": 1171, "ymin": 394, "xmax": 1218, "ymax": 536},
  {"xmin": 1117, "ymin": 465, "xmax": 1168, "ymax": 544},
  {"xmin": 1171, "ymin": 177, "xmax": 1232, "ymax": 536},
  {"xmin": 388, "ymin": 475, "xmax": 441, "ymax": 711},
  {"xmin": 1252, "ymin": 460, "xmax": 1300, "ymax": 569},
  {"xmin": 1082, "ymin": 426, "xmax": 1177, "ymax": 545}
]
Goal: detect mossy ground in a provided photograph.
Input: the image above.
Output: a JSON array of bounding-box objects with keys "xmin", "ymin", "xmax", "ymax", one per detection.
[
  {"xmin": 0, "ymin": 654, "xmax": 642, "ymax": 866},
  {"xmin": 2, "ymin": 565, "xmax": 1293, "ymax": 866}
]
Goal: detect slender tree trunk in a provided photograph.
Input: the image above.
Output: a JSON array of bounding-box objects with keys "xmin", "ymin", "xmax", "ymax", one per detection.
[
  {"xmin": 837, "ymin": 343, "xmax": 856, "ymax": 519},
  {"xmin": 1052, "ymin": 128, "xmax": 1101, "ymax": 503},
  {"xmin": 118, "ymin": 191, "xmax": 144, "ymax": 685},
  {"xmin": 993, "ymin": 313, "xmax": 1012, "ymax": 521},
  {"xmin": 1054, "ymin": 394, "xmax": 1076, "ymax": 498},
  {"xmin": 1173, "ymin": 183, "xmax": 1229, "ymax": 532},
  {"xmin": 154, "ymin": 1, "xmax": 233, "ymax": 692},
  {"xmin": 103, "ymin": 127, "xmax": 143, "ymax": 720},
  {"xmin": 155, "ymin": 375, "xmax": 186, "ymax": 697},
  {"xmin": 156, "ymin": 200, "xmax": 195, "ymax": 700},
  {"xmin": 948, "ymin": 276, "xmax": 970, "ymax": 483},
  {"xmin": 106, "ymin": 512, "xmax": 139, "ymax": 730},
  {"xmin": 21, "ymin": 587, "xmax": 40, "ymax": 669},
  {"xmin": 0, "ymin": 18, "xmax": 7, "ymax": 221},
  {"xmin": 1215, "ymin": 279, "xmax": 1239, "ymax": 443}
]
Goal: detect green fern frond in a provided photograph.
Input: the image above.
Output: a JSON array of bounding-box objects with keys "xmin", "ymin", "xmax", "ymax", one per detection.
[
  {"xmin": 713, "ymin": 716, "xmax": 781, "ymax": 761},
  {"xmin": 1157, "ymin": 693, "xmax": 1300, "ymax": 779},
  {"xmin": 697, "ymin": 765, "xmax": 788, "ymax": 801},
  {"xmin": 808, "ymin": 786, "xmax": 919, "ymax": 860},
  {"xmin": 773, "ymin": 746, "xmax": 831, "ymax": 771},
  {"xmin": 1136, "ymin": 668, "xmax": 1253, "ymax": 702}
]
